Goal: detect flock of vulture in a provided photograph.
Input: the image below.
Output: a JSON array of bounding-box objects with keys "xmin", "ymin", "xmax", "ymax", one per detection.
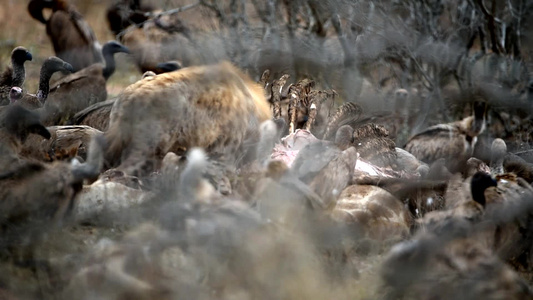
[{"xmin": 0, "ymin": 0, "xmax": 533, "ymax": 299}]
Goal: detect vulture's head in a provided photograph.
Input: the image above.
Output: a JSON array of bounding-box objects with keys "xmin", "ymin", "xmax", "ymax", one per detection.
[
  {"xmin": 490, "ymin": 138, "xmax": 507, "ymax": 163},
  {"xmin": 470, "ymin": 171, "xmax": 497, "ymax": 207},
  {"xmin": 155, "ymin": 61, "xmax": 182, "ymax": 74},
  {"xmin": 470, "ymin": 100, "xmax": 488, "ymax": 135},
  {"xmin": 4, "ymin": 105, "xmax": 51, "ymax": 143},
  {"xmin": 43, "ymin": 56, "xmax": 74, "ymax": 75},
  {"xmin": 27, "ymin": 0, "xmax": 54, "ymax": 24},
  {"xmin": 334, "ymin": 125, "xmax": 354, "ymax": 150},
  {"xmin": 141, "ymin": 71, "xmax": 156, "ymax": 79},
  {"xmin": 102, "ymin": 41, "xmax": 131, "ymax": 56},
  {"xmin": 11, "ymin": 46, "xmax": 32, "ymax": 64},
  {"xmin": 394, "ymin": 88, "xmax": 409, "ymax": 100},
  {"xmin": 9, "ymin": 87, "xmax": 23, "ymax": 104}
]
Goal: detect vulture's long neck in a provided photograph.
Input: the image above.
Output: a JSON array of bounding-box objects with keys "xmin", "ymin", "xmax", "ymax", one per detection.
[
  {"xmin": 102, "ymin": 49, "xmax": 117, "ymax": 80},
  {"xmin": 471, "ymin": 184, "xmax": 487, "ymax": 207},
  {"xmin": 37, "ymin": 64, "xmax": 55, "ymax": 103},
  {"xmin": 11, "ymin": 58, "xmax": 26, "ymax": 88}
]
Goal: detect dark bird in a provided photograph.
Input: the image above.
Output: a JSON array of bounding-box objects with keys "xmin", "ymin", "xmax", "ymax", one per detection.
[
  {"xmin": 13, "ymin": 56, "xmax": 74, "ymax": 110},
  {"xmin": 352, "ymin": 88, "xmax": 415, "ymax": 146},
  {"xmin": 404, "ymin": 100, "xmax": 487, "ymax": 172},
  {"xmin": 381, "ymin": 219, "xmax": 532, "ymax": 300},
  {"xmin": 41, "ymin": 41, "xmax": 130, "ymax": 126},
  {"xmin": 0, "ymin": 47, "xmax": 32, "ymax": 105},
  {"xmin": 9, "ymin": 87, "xmax": 23, "ymax": 104},
  {"xmin": 28, "ymin": 0, "xmax": 102, "ymax": 71},
  {"xmin": 119, "ymin": 12, "xmax": 193, "ymax": 73},
  {"xmin": 331, "ymin": 123, "xmax": 399, "ymax": 170},
  {"xmin": 104, "ymin": 62, "xmax": 272, "ymax": 176},
  {"xmin": 352, "ymin": 123, "xmax": 398, "ymax": 169},
  {"xmin": 0, "ymin": 105, "xmax": 51, "ymax": 172},
  {"xmin": 322, "ymin": 101, "xmax": 363, "ymax": 140},
  {"xmin": 489, "ymin": 138, "xmax": 533, "ymax": 184},
  {"xmin": 0, "ymin": 134, "xmax": 104, "ymax": 261},
  {"xmin": 382, "ymin": 170, "xmax": 533, "ymax": 300},
  {"xmin": 106, "ymin": 0, "xmax": 154, "ymax": 36},
  {"xmin": 68, "ymin": 98, "xmax": 115, "ymax": 131},
  {"xmin": 153, "ymin": 61, "xmax": 182, "ymax": 74},
  {"xmin": 20, "ymin": 125, "xmax": 103, "ymax": 163}
]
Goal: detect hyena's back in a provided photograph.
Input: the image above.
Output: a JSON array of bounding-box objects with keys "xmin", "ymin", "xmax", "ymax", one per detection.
[{"xmin": 105, "ymin": 61, "xmax": 272, "ymax": 176}]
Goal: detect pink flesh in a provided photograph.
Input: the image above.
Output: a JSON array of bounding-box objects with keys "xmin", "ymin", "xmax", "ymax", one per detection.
[{"xmin": 270, "ymin": 129, "xmax": 405, "ymax": 178}]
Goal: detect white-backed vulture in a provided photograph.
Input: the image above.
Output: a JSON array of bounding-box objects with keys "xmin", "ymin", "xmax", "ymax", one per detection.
[
  {"xmin": 20, "ymin": 125, "xmax": 103, "ymax": 162},
  {"xmin": 382, "ymin": 221, "xmax": 532, "ymax": 300},
  {"xmin": 350, "ymin": 88, "xmax": 414, "ymax": 145},
  {"xmin": 41, "ymin": 41, "xmax": 130, "ymax": 126},
  {"xmin": 0, "ymin": 105, "xmax": 51, "ymax": 172},
  {"xmin": 404, "ymin": 100, "xmax": 487, "ymax": 171},
  {"xmin": 489, "ymin": 138, "xmax": 533, "ymax": 183},
  {"xmin": 0, "ymin": 134, "xmax": 104, "ymax": 256},
  {"xmin": 352, "ymin": 123, "xmax": 398, "ymax": 169},
  {"xmin": 13, "ymin": 56, "xmax": 74, "ymax": 110},
  {"xmin": 322, "ymin": 101, "xmax": 363, "ymax": 140},
  {"xmin": 8, "ymin": 87, "xmax": 22, "ymax": 104},
  {"xmin": 68, "ymin": 98, "xmax": 116, "ymax": 131},
  {"xmin": 330, "ymin": 123, "xmax": 399, "ymax": 170},
  {"xmin": 0, "ymin": 47, "xmax": 33, "ymax": 105},
  {"xmin": 28, "ymin": 0, "xmax": 102, "ymax": 72},
  {"xmin": 491, "ymin": 138, "xmax": 508, "ymax": 175},
  {"xmin": 106, "ymin": 0, "xmax": 154, "ymax": 36},
  {"xmin": 153, "ymin": 61, "xmax": 182, "ymax": 74},
  {"xmin": 119, "ymin": 12, "xmax": 193, "ymax": 73},
  {"xmin": 104, "ymin": 61, "xmax": 272, "ymax": 176}
]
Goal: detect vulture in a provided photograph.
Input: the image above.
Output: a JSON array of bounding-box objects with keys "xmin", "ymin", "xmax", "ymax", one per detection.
[
  {"xmin": 489, "ymin": 138, "xmax": 533, "ymax": 183},
  {"xmin": 28, "ymin": 0, "xmax": 102, "ymax": 71},
  {"xmin": 13, "ymin": 56, "xmax": 74, "ymax": 110},
  {"xmin": 41, "ymin": 41, "xmax": 130, "ymax": 126},
  {"xmin": 0, "ymin": 140, "xmax": 104, "ymax": 260},
  {"xmin": 380, "ymin": 170, "xmax": 533, "ymax": 300},
  {"xmin": 351, "ymin": 123, "xmax": 398, "ymax": 169},
  {"xmin": 404, "ymin": 100, "xmax": 487, "ymax": 171},
  {"xmin": 106, "ymin": 0, "xmax": 155, "ymax": 36},
  {"xmin": 322, "ymin": 101, "xmax": 363, "ymax": 140},
  {"xmin": 352, "ymin": 88, "xmax": 414, "ymax": 145},
  {"xmin": 382, "ymin": 218, "xmax": 533, "ymax": 300},
  {"xmin": 68, "ymin": 98, "xmax": 116, "ymax": 131},
  {"xmin": 153, "ymin": 61, "xmax": 182, "ymax": 74},
  {"xmin": 8, "ymin": 87, "xmax": 23, "ymax": 105},
  {"xmin": 20, "ymin": 125, "xmax": 103, "ymax": 163},
  {"xmin": 119, "ymin": 12, "xmax": 193, "ymax": 73},
  {"xmin": 104, "ymin": 61, "xmax": 272, "ymax": 176},
  {"xmin": 0, "ymin": 47, "xmax": 33, "ymax": 105},
  {"xmin": 0, "ymin": 105, "xmax": 51, "ymax": 172}
]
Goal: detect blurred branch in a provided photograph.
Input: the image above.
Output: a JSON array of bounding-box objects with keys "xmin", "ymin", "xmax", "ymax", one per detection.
[
  {"xmin": 144, "ymin": 1, "xmax": 200, "ymax": 18},
  {"xmin": 331, "ymin": 13, "xmax": 354, "ymax": 66},
  {"xmin": 475, "ymin": 0, "xmax": 505, "ymax": 54}
]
